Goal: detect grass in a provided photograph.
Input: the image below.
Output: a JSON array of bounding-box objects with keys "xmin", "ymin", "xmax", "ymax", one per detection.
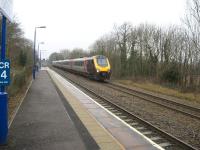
[
  {"xmin": 116, "ymin": 79, "xmax": 200, "ymax": 103},
  {"xmin": 8, "ymin": 76, "xmax": 32, "ymax": 121}
]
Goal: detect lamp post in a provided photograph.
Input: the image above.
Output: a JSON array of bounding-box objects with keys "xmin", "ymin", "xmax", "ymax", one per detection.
[
  {"xmin": 33, "ymin": 26, "xmax": 46, "ymax": 79},
  {"xmin": 40, "ymin": 49, "xmax": 47, "ymax": 68},
  {"xmin": 37, "ymin": 42, "xmax": 44, "ymax": 70}
]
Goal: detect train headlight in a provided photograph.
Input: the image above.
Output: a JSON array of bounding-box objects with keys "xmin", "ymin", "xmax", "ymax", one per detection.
[{"xmin": 97, "ymin": 69, "xmax": 100, "ymax": 73}]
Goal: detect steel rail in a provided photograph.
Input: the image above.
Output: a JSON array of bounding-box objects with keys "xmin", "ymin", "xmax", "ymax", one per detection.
[
  {"xmin": 105, "ymin": 83, "xmax": 200, "ymax": 120},
  {"xmin": 109, "ymin": 82, "xmax": 200, "ymax": 112}
]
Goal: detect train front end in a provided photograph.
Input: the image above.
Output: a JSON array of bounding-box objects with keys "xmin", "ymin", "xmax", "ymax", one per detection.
[{"xmin": 93, "ymin": 55, "xmax": 111, "ymax": 81}]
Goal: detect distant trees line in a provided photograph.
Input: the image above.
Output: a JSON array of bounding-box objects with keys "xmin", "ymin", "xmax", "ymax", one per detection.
[
  {"xmin": 49, "ymin": 48, "xmax": 89, "ymax": 61},
  {"xmin": 49, "ymin": 0, "xmax": 200, "ymax": 90}
]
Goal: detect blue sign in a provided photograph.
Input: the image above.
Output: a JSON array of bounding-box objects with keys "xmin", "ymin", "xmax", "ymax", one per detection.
[{"xmin": 0, "ymin": 60, "xmax": 10, "ymax": 86}]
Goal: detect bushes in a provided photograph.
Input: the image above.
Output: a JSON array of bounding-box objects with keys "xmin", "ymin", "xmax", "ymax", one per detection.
[
  {"xmin": 13, "ymin": 70, "xmax": 26, "ymax": 87},
  {"xmin": 8, "ymin": 66, "xmax": 32, "ymax": 96},
  {"xmin": 160, "ymin": 64, "xmax": 181, "ymax": 84},
  {"xmin": 19, "ymin": 50, "xmax": 27, "ymax": 66}
]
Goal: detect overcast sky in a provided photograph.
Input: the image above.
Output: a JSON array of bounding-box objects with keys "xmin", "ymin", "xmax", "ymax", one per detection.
[{"xmin": 13, "ymin": 0, "xmax": 186, "ymax": 59}]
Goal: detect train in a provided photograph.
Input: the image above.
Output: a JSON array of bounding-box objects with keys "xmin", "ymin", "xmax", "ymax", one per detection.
[{"xmin": 52, "ymin": 55, "xmax": 111, "ymax": 81}]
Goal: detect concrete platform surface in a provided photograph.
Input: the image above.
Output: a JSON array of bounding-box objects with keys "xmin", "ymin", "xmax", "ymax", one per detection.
[
  {"xmin": 48, "ymin": 68, "xmax": 124, "ymax": 150},
  {"xmin": 1, "ymin": 70, "xmax": 99, "ymax": 150}
]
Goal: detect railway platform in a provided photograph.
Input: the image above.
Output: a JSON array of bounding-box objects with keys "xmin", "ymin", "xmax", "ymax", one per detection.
[
  {"xmin": 1, "ymin": 68, "xmax": 164, "ymax": 150},
  {"xmin": 1, "ymin": 70, "xmax": 98, "ymax": 150}
]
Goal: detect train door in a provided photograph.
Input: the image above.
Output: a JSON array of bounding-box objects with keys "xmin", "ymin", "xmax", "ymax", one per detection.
[{"xmin": 87, "ymin": 59, "xmax": 96, "ymax": 77}]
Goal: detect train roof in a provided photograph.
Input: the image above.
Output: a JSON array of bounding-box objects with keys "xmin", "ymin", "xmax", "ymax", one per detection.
[{"xmin": 52, "ymin": 55, "xmax": 107, "ymax": 63}]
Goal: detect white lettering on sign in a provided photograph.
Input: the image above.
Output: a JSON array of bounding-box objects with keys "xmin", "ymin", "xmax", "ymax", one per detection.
[
  {"xmin": 0, "ymin": 62, "xmax": 9, "ymax": 69},
  {"xmin": 0, "ymin": 0, "xmax": 13, "ymax": 22},
  {"xmin": 0, "ymin": 60, "xmax": 10, "ymax": 85},
  {"xmin": 1, "ymin": 70, "xmax": 7, "ymax": 79}
]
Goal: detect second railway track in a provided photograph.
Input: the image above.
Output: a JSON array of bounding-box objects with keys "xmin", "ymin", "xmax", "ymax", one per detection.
[{"xmin": 105, "ymin": 83, "xmax": 200, "ymax": 120}]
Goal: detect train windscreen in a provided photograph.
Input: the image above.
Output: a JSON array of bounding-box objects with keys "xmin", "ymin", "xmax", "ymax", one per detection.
[{"xmin": 96, "ymin": 56, "xmax": 108, "ymax": 67}]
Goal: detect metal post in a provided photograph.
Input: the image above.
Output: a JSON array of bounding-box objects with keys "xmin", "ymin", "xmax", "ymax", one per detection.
[
  {"xmin": 38, "ymin": 44, "xmax": 39, "ymax": 61},
  {"xmin": 1, "ymin": 16, "xmax": 6, "ymax": 92},
  {"xmin": 0, "ymin": 15, "xmax": 8, "ymax": 145},
  {"xmin": 40, "ymin": 50, "xmax": 41, "ymax": 68},
  {"xmin": 37, "ymin": 44, "xmax": 40, "ymax": 71},
  {"xmin": 33, "ymin": 28, "xmax": 36, "ymax": 79},
  {"xmin": 32, "ymin": 26, "xmax": 46, "ymax": 78}
]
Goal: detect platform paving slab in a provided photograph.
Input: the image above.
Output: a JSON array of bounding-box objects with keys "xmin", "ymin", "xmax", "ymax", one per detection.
[{"xmin": 0, "ymin": 70, "xmax": 98, "ymax": 150}]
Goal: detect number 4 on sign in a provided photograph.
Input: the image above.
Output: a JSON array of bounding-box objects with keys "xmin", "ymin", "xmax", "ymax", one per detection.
[
  {"xmin": 1, "ymin": 70, "xmax": 7, "ymax": 79},
  {"xmin": 0, "ymin": 60, "xmax": 10, "ymax": 86}
]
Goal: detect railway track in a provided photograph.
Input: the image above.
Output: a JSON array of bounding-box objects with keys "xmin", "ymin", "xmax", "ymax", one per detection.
[
  {"xmin": 105, "ymin": 83, "xmax": 200, "ymax": 120},
  {"xmin": 51, "ymin": 67, "xmax": 198, "ymax": 150}
]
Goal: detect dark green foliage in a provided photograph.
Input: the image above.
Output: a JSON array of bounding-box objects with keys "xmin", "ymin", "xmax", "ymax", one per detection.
[
  {"xmin": 13, "ymin": 70, "xmax": 26, "ymax": 87},
  {"xmin": 19, "ymin": 50, "xmax": 27, "ymax": 66},
  {"xmin": 120, "ymin": 49, "xmax": 127, "ymax": 77},
  {"xmin": 128, "ymin": 49, "xmax": 140, "ymax": 76},
  {"xmin": 8, "ymin": 67, "xmax": 32, "ymax": 96},
  {"xmin": 160, "ymin": 64, "xmax": 181, "ymax": 83}
]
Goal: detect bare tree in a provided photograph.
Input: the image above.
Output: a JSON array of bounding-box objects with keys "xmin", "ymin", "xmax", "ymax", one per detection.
[
  {"xmin": 183, "ymin": 0, "xmax": 200, "ymax": 88},
  {"xmin": 114, "ymin": 22, "xmax": 132, "ymax": 77},
  {"xmin": 184, "ymin": 0, "xmax": 200, "ymax": 52},
  {"xmin": 69, "ymin": 48, "xmax": 89, "ymax": 58}
]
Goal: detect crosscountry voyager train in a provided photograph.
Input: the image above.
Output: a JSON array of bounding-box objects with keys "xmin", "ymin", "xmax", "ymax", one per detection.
[{"xmin": 52, "ymin": 55, "xmax": 111, "ymax": 81}]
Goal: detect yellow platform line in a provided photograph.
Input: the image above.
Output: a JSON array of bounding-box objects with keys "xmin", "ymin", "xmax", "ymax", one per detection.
[{"xmin": 48, "ymin": 69, "xmax": 125, "ymax": 150}]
